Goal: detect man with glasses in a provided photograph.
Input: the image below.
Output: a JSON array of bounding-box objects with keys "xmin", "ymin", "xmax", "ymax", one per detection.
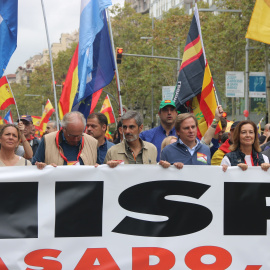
[{"xmin": 32, "ymin": 111, "xmax": 98, "ymax": 166}]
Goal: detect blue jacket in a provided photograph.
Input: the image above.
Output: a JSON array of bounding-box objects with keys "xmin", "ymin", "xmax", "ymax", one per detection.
[
  {"xmin": 140, "ymin": 125, "xmax": 176, "ymax": 162},
  {"xmin": 160, "ymin": 140, "xmax": 211, "ymax": 165}
]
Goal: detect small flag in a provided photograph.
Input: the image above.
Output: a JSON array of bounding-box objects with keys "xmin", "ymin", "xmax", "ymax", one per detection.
[
  {"xmin": 39, "ymin": 99, "xmax": 55, "ymax": 131},
  {"xmin": 246, "ymin": 0, "xmax": 270, "ymax": 44},
  {"xmin": 3, "ymin": 109, "xmax": 13, "ymax": 124},
  {"xmin": 100, "ymin": 95, "xmax": 115, "ymax": 124},
  {"xmin": 197, "ymin": 152, "xmax": 207, "ymax": 164},
  {"xmin": 0, "ymin": 76, "xmax": 15, "ymax": 110},
  {"xmin": 0, "ymin": 116, "xmax": 3, "ymax": 125}
]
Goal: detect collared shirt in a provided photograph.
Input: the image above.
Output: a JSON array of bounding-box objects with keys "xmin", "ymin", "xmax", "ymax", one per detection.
[
  {"xmin": 98, "ymin": 139, "xmax": 114, "ymax": 164},
  {"xmin": 124, "ymin": 139, "xmax": 143, "ymax": 164},
  {"xmin": 140, "ymin": 125, "xmax": 176, "ymax": 162},
  {"xmin": 178, "ymin": 138, "xmax": 199, "ymax": 156}
]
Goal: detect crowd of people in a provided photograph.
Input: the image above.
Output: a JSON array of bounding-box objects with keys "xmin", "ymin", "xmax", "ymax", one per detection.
[{"xmin": 1, "ymin": 100, "xmax": 270, "ymax": 172}]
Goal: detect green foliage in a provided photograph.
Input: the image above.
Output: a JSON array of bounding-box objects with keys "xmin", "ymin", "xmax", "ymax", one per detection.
[{"xmin": 9, "ymin": 0, "xmax": 267, "ymax": 125}]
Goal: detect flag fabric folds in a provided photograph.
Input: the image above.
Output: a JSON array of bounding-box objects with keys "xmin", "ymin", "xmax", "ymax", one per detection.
[
  {"xmin": 0, "ymin": 0, "xmax": 18, "ymax": 77},
  {"xmin": 72, "ymin": 8, "xmax": 115, "ymax": 119},
  {"xmin": 173, "ymin": 5, "xmax": 220, "ymax": 138},
  {"xmin": 100, "ymin": 94, "xmax": 115, "ymax": 124},
  {"xmin": 77, "ymin": 0, "xmax": 113, "ymax": 101},
  {"xmin": 246, "ymin": 0, "xmax": 270, "ymax": 45},
  {"xmin": 3, "ymin": 109, "xmax": 13, "ymax": 124},
  {"xmin": 39, "ymin": 99, "xmax": 55, "ymax": 131},
  {"xmin": 59, "ymin": 45, "xmax": 79, "ymax": 120},
  {"xmin": 0, "ymin": 76, "xmax": 15, "ymax": 110}
]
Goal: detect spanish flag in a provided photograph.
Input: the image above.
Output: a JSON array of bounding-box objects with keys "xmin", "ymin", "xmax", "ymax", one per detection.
[
  {"xmin": 0, "ymin": 76, "xmax": 15, "ymax": 110},
  {"xmin": 173, "ymin": 5, "xmax": 221, "ymax": 138},
  {"xmin": 59, "ymin": 44, "xmax": 79, "ymax": 120},
  {"xmin": 39, "ymin": 99, "xmax": 55, "ymax": 131},
  {"xmin": 246, "ymin": 0, "xmax": 270, "ymax": 44},
  {"xmin": 100, "ymin": 95, "xmax": 115, "ymax": 124}
]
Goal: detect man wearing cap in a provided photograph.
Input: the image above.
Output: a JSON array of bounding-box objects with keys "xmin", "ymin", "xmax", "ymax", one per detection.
[
  {"xmin": 211, "ymin": 121, "xmax": 240, "ymax": 165},
  {"xmin": 32, "ymin": 111, "xmax": 98, "ymax": 166},
  {"xmin": 19, "ymin": 115, "xmax": 40, "ymax": 157},
  {"xmin": 140, "ymin": 100, "xmax": 178, "ymax": 161}
]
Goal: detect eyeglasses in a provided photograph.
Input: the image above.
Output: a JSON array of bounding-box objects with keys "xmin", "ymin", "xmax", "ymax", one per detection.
[{"xmin": 64, "ymin": 128, "xmax": 84, "ymax": 139}]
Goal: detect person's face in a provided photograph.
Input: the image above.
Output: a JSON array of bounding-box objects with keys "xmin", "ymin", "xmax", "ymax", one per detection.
[
  {"xmin": 21, "ymin": 120, "xmax": 32, "ymax": 138},
  {"xmin": 239, "ymin": 124, "xmax": 255, "ymax": 147},
  {"xmin": 218, "ymin": 127, "xmax": 226, "ymax": 141},
  {"xmin": 63, "ymin": 122, "xmax": 85, "ymax": 146},
  {"xmin": 176, "ymin": 117, "xmax": 197, "ymax": 145},
  {"xmin": 86, "ymin": 117, "xmax": 106, "ymax": 140},
  {"xmin": 158, "ymin": 106, "xmax": 177, "ymax": 126},
  {"xmin": 45, "ymin": 123, "xmax": 57, "ymax": 134},
  {"xmin": 0, "ymin": 127, "xmax": 20, "ymax": 150},
  {"xmin": 122, "ymin": 118, "xmax": 143, "ymax": 143}
]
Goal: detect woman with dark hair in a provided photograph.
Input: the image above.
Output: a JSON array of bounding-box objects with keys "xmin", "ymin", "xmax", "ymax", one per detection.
[
  {"xmin": 0, "ymin": 124, "xmax": 31, "ymax": 166},
  {"xmin": 221, "ymin": 120, "xmax": 270, "ymax": 172}
]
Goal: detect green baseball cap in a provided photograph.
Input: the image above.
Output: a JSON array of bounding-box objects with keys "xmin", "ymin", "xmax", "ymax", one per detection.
[{"xmin": 159, "ymin": 100, "xmax": 176, "ymax": 110}]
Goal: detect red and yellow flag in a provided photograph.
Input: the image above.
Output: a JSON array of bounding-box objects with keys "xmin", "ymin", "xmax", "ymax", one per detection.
[
  {"xmin": 246, "ymin": 0, "xmax": 270, "ymax": 44},
  {"xmin": 0, "ymin": 76, "xmax": 15, "ymax": 110},
  {"xmin": 59, "ymin": 45, "xmax": 79, "ymax": 120},
  {"xmin": 40, "ymin": 99, "xmax": 55, "ymax": 131},
  {"xmin": 100, "ymin": 95, "xmax": 115, "ymax": 124}
]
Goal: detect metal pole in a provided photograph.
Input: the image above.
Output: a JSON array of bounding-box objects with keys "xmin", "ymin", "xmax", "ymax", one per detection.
[
  {"xmin": 245, "ymin": 38, "xmax": 249, "ymax": 120},
  {"xmin": 106, "ymin": 9, "xmax": 124, "ymax": 116},
  {"xmin": 266, "ymin": 44, "xmax": 270, "ymax": 124},
  {"xmin": 151, "ymin": 17, "xmax": 154, "ymax": 128},
  {"xmin": 40, "ymin": 0, "xmax": 60, "ymax": 130}
]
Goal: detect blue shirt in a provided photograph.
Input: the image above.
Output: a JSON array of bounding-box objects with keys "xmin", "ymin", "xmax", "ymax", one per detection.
[
  {"xmin": 160, "ymin": 140, "xmax": 211, "ymax": 165},
  {"xmin": 140, "ymin": 125, "xmax": 176, "ymax": 162},
  {"xmin": 99, "ymin": 139, "xmax": 114, "ymax": 164},
  {"xmin": 32, "ymin": 132, "xmax": 99, "ymax": 165}
]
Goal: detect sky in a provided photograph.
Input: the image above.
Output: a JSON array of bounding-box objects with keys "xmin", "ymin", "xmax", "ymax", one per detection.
[{"xmin": 4, "ymin": 0, "xmax": 124, "ymax": 75}]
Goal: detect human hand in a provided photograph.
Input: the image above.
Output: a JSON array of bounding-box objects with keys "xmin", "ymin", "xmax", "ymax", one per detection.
[
  {"xmin": 214, "ymin": 105, "xmax": 224, "ymax": 120},
  {"xmin": 18, "ymin": 121, "xmax": 25, "ymax": 132},
  {"xmin": 159, "ymin": 160, "xmax": 171, "ymax": 168},
  {"xmin": 35, "ymin": 162, "xmax": 47, "ymax": 170},
  {"xmin": 261, "ymin": 163, "xmax": 270, "ymax": 171},
  {"xmin": 106, "ymin": 160, "xmax": 123, "ymax": 168},
  {"xmin": 222, "ymin": 164, "xmax": 228, "ymax": 172},
  {"xmin": 173, "ymin": 162, "xmax": 184, "ymax": 170},
  {"xmin": 237, "ymin": 163, "xmax": 248, "ymax": 171}
]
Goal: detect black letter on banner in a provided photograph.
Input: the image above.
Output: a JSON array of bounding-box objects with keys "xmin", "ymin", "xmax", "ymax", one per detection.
[
  {"xmin": 0, "ymin": 182, "xmax": 38, "ymax": 238},
  {"xmin": 113, "ymin": 180, "xmax": 212, "ymax": 237},
  {"xmin": 55, "ymin": 181, "xmax": 103, "ymax": 237},
  {"xmin": 224, "ymin": 183, "xmax": 270, "ymax": 235}
]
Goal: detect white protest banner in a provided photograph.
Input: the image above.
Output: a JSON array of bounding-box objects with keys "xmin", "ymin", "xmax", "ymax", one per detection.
[{"xmin": 0, "ymin": 165, "xmax": 269, "ymax": 269}]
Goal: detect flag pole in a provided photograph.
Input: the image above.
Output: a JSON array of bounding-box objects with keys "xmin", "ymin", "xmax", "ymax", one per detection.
[
  {"xmin": 6, "ymin": 77, "xmax": 20, "ymax": 120},
  {"xmin": 106, "ymin": 8, "xmax": 124, "ymax": 116},
  {"xmin": 40, "ymin": 0, "xmax": 60, "ymax": 130}
]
